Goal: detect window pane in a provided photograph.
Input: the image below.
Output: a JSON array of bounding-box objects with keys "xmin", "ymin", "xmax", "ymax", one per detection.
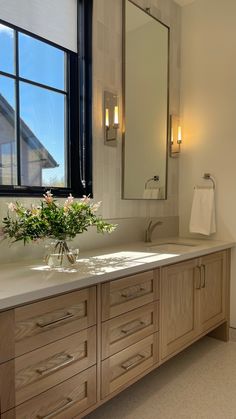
[
  {"xmin": 19, "ymin": 33, "xmax": 65, "ymax": 91},
  {"xmin": 19, "ymin": 82, "xmax": 67, "ymax": 187},
  {"xmin": 0, "ymin": 76, "xmax": 17, "ymax": 185},
  {"xmin": 0, "ymin": 24, "xmax": 14, "ymax": 74}
]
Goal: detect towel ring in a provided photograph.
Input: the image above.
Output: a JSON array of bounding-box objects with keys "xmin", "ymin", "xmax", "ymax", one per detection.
[
  {"xmin": 145, "ymin": 175, "xmax": 160, "ymax": 189},
  {"xmin": 203, "ymin": 173, "xmax": 216, "ymax": 189}
]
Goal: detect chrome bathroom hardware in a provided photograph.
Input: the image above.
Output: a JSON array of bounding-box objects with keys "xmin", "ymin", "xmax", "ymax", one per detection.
[
  {"xmin": 145, "ymin": 220, "xmax": 163, "ymax": 243},
  {"xmin": 203, "ymin": 173, "xmax": 216, "ymax": 189},
  {"xmin": 145, "ymin": 175, "xmax": 160, "ymax": 189}
]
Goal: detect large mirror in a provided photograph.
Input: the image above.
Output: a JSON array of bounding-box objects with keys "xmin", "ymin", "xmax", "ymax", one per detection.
[{"xmin": 122, "ymin": 0, "xmax": 169, "ymax": 200}]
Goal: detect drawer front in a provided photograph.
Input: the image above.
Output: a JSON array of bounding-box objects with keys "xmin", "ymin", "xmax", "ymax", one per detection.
[
  {"xmin": 15, "ymin": 287, "xmax": 96, "ymax": 356},
  {"xmin": 102, "ymin": 302, "xmax": 159, "ymax": 359},
  {"xmin": 101, "ymin": 333, "xmax": 159, "ymax": 398},
  {"xmin": 102, "ymin": 270, "xmax": 159, "ymax": 321},
  {"xmin": 15, "ymin": 326, "xmax": 96, "ymax": 406},
  {"xmin": 6, "ymin": 366, "xmax": 96, "ymax": 419}
]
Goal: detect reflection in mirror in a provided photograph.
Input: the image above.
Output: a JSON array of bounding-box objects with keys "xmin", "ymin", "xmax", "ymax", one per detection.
[{"xmin": 122, "ymin": 0, "xmax": 169, "ymax": 200}]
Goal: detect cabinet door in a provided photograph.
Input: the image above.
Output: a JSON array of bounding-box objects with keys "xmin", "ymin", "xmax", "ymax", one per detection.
[
  {"xmin": 199, "ymin": 251, "xmax": 227, "ymax": 333},
  {"xmin": 161, "ymin": 259, "xmax": 199, "ymax": 360}
]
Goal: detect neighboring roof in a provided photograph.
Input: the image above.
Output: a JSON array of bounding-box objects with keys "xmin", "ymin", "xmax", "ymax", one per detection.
[{"xmin": 0, "ymin": 94, "xmax": 58, "ymax": 169}]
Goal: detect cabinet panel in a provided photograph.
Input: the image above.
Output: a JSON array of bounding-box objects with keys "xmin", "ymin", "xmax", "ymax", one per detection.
[
  {"xmin": 161, "ymin": 259, "xmax": 199, "ymax": 360},
  {"xmin": 102, "ymin": 302, "xmax": 159, "ymax": 359},
  {"xmin": 102, "ymin": 333, "xmax": 158, "ymax": 398},
  {"xmin": 15, "ymin": 287, "xmax": 96, "ymax": 357},
  {"xmin": 0, "ymin": 360, "xmax": 15, "ymax": 413},
  {"xmin": 0, "ymin": 310, "xmax": 15, "ymax": 364},
  {"xmin": 199, "ymin": 251, "xmax": 227, "ymax": 333},
  {"xmin": 5, "ymin": 366, "xmax": 96, "ymax": 419},
  {"xmin": 102, "ymin": 270, "xmax": 159, "ymax": 321}
]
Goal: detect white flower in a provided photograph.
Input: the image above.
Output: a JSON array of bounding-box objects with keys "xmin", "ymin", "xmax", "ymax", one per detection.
[
  {"xmin": 43, "ymin": 190, "xmax": 53, "ymax": 204},
  {"xmin": 8, "ymin": 202, "xmax": 16, "ymax": 212},
  {"xmin": 91, "ymin": 201, "xmax": 102, "ymax": 212},
  {"xmin": 81, "ymin": 195, "xmax": 91, "ymax": 204},
  {"xmin": 64, "ymin": 193, "xmax": 74, "ymax": 208}
]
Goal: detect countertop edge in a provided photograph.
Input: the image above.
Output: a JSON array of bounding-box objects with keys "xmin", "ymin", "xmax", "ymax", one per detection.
[{"xmin": 0, "ymin": 240, "xmax": 234, "ymax": 311}]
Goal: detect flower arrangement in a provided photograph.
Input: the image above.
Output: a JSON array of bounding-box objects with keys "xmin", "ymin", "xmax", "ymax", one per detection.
[{"xmin": 2, "ymin": 191, "xmax": 116, "ymax": 267}]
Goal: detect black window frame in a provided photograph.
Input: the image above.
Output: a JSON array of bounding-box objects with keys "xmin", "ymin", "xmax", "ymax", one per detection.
[{"xmin": 0, "ymin": 0, "xmax": 93, "ymax": 198}]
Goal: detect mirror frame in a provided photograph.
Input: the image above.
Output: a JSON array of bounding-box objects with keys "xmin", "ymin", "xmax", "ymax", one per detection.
[{"xmin": 122, "ymin": 0, "xmax": 170, "ymax": 201}]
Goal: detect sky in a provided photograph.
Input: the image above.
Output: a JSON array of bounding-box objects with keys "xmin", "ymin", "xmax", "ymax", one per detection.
[{"xmin": 0, "ymin": 23, "xmax": 67, "ymax": 187}]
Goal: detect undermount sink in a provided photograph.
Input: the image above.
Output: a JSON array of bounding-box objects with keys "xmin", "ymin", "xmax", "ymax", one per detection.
[{"xmin": 146, "ymin": 241, "xmax": 198, "ymax": 253}]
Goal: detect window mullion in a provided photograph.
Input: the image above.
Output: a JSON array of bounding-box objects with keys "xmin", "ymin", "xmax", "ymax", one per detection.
[{"xmin": 15, "ymin": 31, "xmax": 21, "ymax": 187}]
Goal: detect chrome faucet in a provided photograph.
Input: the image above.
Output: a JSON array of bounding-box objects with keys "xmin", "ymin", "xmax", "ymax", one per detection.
[{"xmin": 145, "ymin": 220, "xmax": 163, "ymax": 243}]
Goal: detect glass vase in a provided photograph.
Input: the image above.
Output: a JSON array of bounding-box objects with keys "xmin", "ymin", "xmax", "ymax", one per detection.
[{"xmin": 45, "ymin": 240, "xmax": 79, "ymax": 269}]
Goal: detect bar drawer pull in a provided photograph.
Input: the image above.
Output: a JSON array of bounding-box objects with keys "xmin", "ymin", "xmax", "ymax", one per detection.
[
  {"xmin": 121, "ymin": 286, "xmax": 146, "ymax": 299},
  {"xmin": 121, "ymin": 320, "xmax": 145, "ymax": 335},
  {"xmin": 37, "ymin": 397, "xmax": 74, "ymax": 419},
  {"xmin": 195, "ymin": 266, "xmax": 201, "ymax": 290},
  {"xmin": 36, "ymin": 353, "xmax": 74, "ymax": 376},
  {"xmin": 201, "ymin": 264, "xmax": 206, "ymax": 288},
  {"xmin": 36, "ymin": 312, "xmax": 74, "ymax": 328},
  {"xmin": 121, "ymin": 353, "xmax": 145, "ymax": 371}
]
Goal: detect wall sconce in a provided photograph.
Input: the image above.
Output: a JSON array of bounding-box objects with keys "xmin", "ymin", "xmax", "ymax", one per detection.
[
  {"xmin": 170, "ymin": 114, "xmax": 182, "ymax": 157},
  {"xmin": 104, "ymin": 91, "xmax": 119, "ymax": 144}
]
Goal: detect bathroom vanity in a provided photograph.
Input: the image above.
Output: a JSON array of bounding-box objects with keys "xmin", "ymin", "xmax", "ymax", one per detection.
[{"xmin": 0, "ymin": 239, "xmax": 233, "ymax": 418}]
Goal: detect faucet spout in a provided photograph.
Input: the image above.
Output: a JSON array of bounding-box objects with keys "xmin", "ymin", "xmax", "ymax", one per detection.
[{"xmin": 145, "ymin": 220, "xmax": 163, "ymax": 243}]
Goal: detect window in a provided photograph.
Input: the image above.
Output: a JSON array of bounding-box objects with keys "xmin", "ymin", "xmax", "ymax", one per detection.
[{"xmin": 0, "ymin": 0, "xmax": 92, "ymax": 197}]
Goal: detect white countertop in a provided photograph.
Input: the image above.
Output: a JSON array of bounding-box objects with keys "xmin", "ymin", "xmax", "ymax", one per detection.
[{"xmin": 0, "ymin": 237, "xmax": 234, "ymax": 311}]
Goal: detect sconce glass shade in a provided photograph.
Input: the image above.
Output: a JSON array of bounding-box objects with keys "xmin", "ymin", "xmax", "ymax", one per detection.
[
  {"xmin": 170, "ymin": 115, "xmax": 182, "ymax": 156},
  {"xmin": 104, "ymin": 91, "xmax": 119, "ymax": 144},
  {"xmin": 114, "ymin": 105, "xmax": 119, "ymax": 127},
  {"xmin": 105, "ymin": 108, "xmax": 110, "ymax": 128}
]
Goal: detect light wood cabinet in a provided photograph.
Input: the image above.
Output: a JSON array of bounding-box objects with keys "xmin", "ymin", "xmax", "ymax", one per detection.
[
  {"xmin": 14, "ymin": 287, "xmax": 96, "ymax": 357},
  {"xmin": 102, "ymin": 302, "xmax": 159, "ymax": 359},
  {"xmin": 0, "ymin": 249, "xmax": 230, "ymax": 419},
  {"xmin": 199, "ymin": 251, "xmax": 227, "ymax": 334},
  {"xmin": 101, "ymin": 333, "xmax": 159, "ymax": 398},
  {"xmin": 160, "ymin": 259, "xmax": 199, "ymax": 359},
  {"xmin": 102, "ymin": 270, "xmax": 159, "ymax": 320},
  {"xmin": 5, "ymin": 366, "xmax": 97, "ymax": 419},
  {"xmin": 161, "ymin": 251, "xmax": 229, "ymax": 361}
]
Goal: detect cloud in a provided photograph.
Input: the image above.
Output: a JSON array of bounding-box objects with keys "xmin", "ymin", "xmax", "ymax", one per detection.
[{"xmin": 0, "ymin": 24, "xmax": 13, "ymax": 37}]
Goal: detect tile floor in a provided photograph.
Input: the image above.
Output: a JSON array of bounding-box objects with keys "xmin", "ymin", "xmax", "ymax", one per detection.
[{"xmin": 85, "ymin": 337, "xmax": 236, "ymax": 419}]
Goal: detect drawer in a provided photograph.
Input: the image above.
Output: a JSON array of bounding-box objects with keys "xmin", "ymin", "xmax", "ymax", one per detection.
[
  {"xmin": 4, "ymin": 366, "xmax": 97, "ymax": 419},
  {"xmin": 14, "ymin": 287, "xmax": 96, "ymax": 356},
  {"xmin": 0, "ymin": 327, "xmax": 96, "ymax": 412},
  {"xmin": 101, "ymin": 333, "xmax": 159, "ymax": 398},
  {"xmin": 102, "ymin": 302, "xmax": 159, "ymax": 359},
  {"xmin": 102, "ymin": 270, "xmax": 159, "ymax": 321},
  {"xmin": 15, "ymin": 326, "xmax": 96, "ymax": 406}
]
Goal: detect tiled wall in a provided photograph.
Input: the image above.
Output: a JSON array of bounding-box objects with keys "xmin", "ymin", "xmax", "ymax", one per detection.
[{"xmin": 92, "ymin": 0, "xmax": 181, "ymax": 219}]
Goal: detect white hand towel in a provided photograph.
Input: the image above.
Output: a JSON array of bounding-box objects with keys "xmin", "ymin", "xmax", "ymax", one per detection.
[
  {"xmin": 189, "ymin": 188, "xmax": 216, "ymax": 235},
  {"xmin": 143, "ymin": 189, "xmax": 153, "ymax": 199},
  {"xmin": 151, "ymin": 188, "xmax": 160, "ymax": 199}
]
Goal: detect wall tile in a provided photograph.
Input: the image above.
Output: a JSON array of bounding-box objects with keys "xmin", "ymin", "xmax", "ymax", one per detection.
[{"xmin": 93, "ymin": 0, "xmax": 181, "ymax": 218}]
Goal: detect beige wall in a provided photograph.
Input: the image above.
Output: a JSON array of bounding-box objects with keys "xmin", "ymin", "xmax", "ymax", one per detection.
[
  {"xmin": 179, "ymin": 0, "xmax": 236, "ymax": 326},
  {"xmin": 0, "ymin": 0, "xmax": 181, "ymax": 262}
]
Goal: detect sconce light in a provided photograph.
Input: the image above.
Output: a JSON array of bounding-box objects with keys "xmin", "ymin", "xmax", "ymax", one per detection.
[
  {"xmin": 104, "ymin": 91, "xmax": 119, "ymax": 144},
  {"xmin": 170, "ymin": 115, "xmax": 182, "ymax": 157}
]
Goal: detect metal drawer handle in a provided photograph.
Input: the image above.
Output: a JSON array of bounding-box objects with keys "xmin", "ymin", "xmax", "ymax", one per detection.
[
  {"xmin": 121, "ymin": 320, "xmax": 145, "ymax": 335},
  {"xmin": 195, "ymin": 266, "xmax": 201, "ymax": 290},
  {"xmin": 121, "ymin": 286, "xmax": 146, "ymax": 299},
  {"xmin": 36, "ymin": 312, "xmax": 74, "ymax": 328},
  {"xmin": 36, "ymin": 353, "xmax": 74, "ymax": 376},
  {"xmin": 201, "ymin": 264, "xmax": 206, "ymax": 288},
  {"xmin": 121, "ymin": 353, "xmax": 145, "ymax": 371},
  {"xmin": 37, "ymin": 397, "xmax": 74, "ymax": 419}
]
